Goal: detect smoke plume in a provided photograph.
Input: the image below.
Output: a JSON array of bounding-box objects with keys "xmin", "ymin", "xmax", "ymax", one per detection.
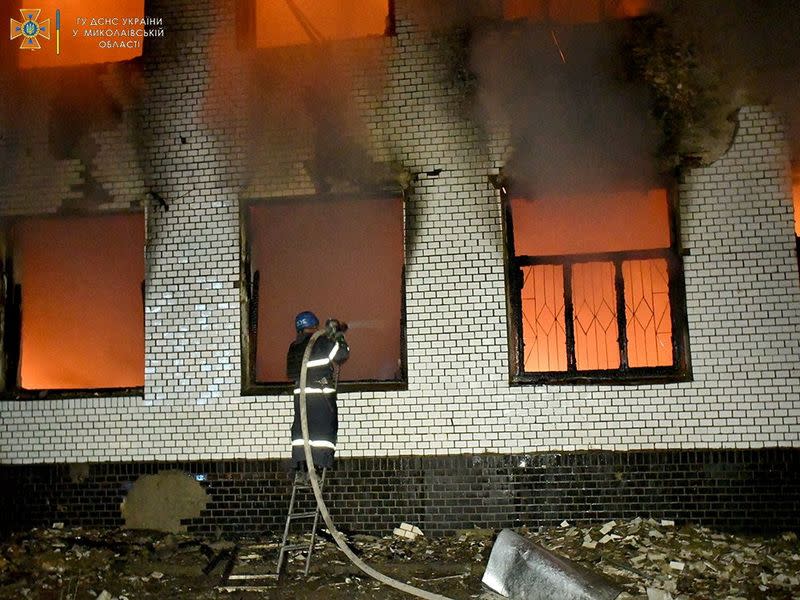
[
  {"xmin": 662, "ymin": 0, "xmax": 800, "ymax": 159},
  {"xmin": 471, "ymin": 21, "xmax": 659, "ymax": 197},
  {"xmin": 466, "ymin": 0, "xmax": 800, "ymax": 192}
]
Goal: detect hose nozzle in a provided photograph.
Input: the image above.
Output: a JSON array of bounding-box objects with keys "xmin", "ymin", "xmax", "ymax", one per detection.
[{"xmin": 324, "ymin": 319, "xmax": 348, "ymax": 338}]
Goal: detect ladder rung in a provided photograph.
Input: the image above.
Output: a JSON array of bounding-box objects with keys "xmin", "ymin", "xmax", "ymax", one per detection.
[
  {"xmin": 280, "ymin": 543, "xmax": 310, "ymax": 552},
  {"xmin": 289, "ymin": 511, "xmax": 319, "ymax": 520},
  {"xmin": 292, "ymin": 478, "xmax": 325, "ymax": 489}
]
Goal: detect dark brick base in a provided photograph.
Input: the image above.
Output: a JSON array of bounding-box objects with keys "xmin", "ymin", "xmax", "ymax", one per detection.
[{"xmin": 1, "ymin": 449, "xmax": 798, "ymax": 538}]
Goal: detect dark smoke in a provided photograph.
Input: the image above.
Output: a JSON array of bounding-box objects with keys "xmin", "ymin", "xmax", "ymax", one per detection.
[
  {"xmin": 0, "ymin": 59, "xmax": 146, "ymax": 213},
  {"xmin": 403, "ymin": 0, "xmax": 501, "ymax": 31},
  {"xmin": 662, "ymin": 0, "xmax": 800, "ymax": 158},
  {"xmin": 465, "ymin": 0, "xmax": 800, "ymax": 192},
  {"xmin": 471, "ymin": 21, "xmax": 659, "ymax": 197},
  {"xmin": 230, "ymin": 42, "xmax": 397, "ymax": 196}
]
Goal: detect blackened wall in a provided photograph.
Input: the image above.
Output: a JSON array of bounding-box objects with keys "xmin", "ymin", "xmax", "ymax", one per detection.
[{"xmin": 1, "ymin": 450, "xmax": 797, "ymax": 538}]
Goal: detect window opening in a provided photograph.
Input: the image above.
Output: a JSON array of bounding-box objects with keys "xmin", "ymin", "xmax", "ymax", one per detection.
[
  {"xmin": 506, "ymin": 186, "xmax": 690, "ymax": 384},
  {"xmin": 7, "ymin": 213, "xmax": 144, "ymax": 392},
  {"xmin": 244, "ymin": 193, "xmax": 405, "ymax": 392},
  {"xmin": 793, "ymin": 166, "xmax": 800, "ymax": 273}
]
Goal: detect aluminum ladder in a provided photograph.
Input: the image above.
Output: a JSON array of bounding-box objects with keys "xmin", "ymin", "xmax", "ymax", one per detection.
[{"xmin": 276, "ymin": 468, "xmax": 327, "ymax": 576}]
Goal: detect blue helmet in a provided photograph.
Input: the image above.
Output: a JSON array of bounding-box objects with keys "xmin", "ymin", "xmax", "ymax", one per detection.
[{"xmin": 295, "ymin": 310, "xmax": 319, "ymax": 332}]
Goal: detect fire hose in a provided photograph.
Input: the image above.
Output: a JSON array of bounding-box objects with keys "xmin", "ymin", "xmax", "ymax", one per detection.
[{"xmin": 298, "ymin": 328, "xmax": 455, "ymax": 600}]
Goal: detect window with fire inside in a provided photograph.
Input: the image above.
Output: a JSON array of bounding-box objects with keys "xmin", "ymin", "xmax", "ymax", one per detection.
[
  {"xmin": 503, "ymin": 185, "xmax": 691, "ymax": 385},
  {"xmin": 1, "ymin": 214, "xmax": 145, "ymax": 397},
  {"xmin": 242, "ymin": 193, "xmax": 407, "ymax": 394}
]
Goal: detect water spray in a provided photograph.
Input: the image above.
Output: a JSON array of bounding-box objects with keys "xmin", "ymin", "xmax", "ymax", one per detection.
[{"xmin": 340, "ymin": 319, "xmax": 384, "ymax": 330}]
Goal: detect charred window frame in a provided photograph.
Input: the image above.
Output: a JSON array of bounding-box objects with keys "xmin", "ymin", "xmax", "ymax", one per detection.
[
  {"xmin": 501, "ymin": 183, "xmax": 692, "ymax": 385},
  {"xmin": 240, "ymin": 192, "xmax": 408, "ymax": 395},
  {"xmin": 0, "ymin": 229, "xmax": 20, "ymax": 398},
  {"xmin": 1, "ymin": 212, "xmax": 145, "ymax": 400}
]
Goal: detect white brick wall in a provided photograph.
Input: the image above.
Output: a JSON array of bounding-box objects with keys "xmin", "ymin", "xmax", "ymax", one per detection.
[{"xmin": 1, "ymin": 2, "xmax": 798, "ymax": 463}]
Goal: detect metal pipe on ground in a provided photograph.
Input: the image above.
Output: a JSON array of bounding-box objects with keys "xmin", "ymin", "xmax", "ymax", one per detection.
[{"xmin": 482, "ymin": 529, "xmax": 622, "ymax": 600}]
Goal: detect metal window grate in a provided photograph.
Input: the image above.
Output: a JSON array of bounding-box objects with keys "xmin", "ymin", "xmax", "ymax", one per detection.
[
  {"xmin": 623, "ymin": 258, "xmax": 672, "ymax": 367},
  {"xmin": 516, "ymin": 250, "xmax": 680, "ymax": 378},
  {"xmin": 521, "ymin": 264, "xmax": 566, "ymax": 372},
  {"xmin": 571, "ymin": 261, "xmax": 619, "ymax": 371}
]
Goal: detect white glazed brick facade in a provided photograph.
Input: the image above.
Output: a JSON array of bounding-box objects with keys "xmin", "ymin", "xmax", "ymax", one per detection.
[{"xmin": 1, "ymin": 1, "xmax": 798, "ymax": 463}]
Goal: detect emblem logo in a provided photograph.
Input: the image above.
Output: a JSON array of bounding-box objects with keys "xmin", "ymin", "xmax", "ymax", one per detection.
[{"xmin": 10, "ymin": 9, "xmax": 51, "ymax": 51}]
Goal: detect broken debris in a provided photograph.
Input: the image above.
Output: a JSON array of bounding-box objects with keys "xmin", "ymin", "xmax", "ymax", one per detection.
[
  {"xmin": 393, "ymin": 522, "xmax": 424, "ymax": 541},
  {"xmin": 0, "ymin": 519, "xmax": 798, "ymax": 599}
]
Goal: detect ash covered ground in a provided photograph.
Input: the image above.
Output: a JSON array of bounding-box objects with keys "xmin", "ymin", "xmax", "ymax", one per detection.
[{"xmin": 0, "ymin": 519, "xmax": 798, "ymax": 599}]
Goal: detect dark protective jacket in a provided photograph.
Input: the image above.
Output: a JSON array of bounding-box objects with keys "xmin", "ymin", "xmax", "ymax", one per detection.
[{"xmin": 287, "ymin": 331, "xmax": 349, "ymax": 470}]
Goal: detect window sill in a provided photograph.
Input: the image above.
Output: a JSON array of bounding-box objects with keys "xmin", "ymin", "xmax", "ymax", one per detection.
[
  {"xmin": 242, "ymin": 380, "xmax": 408, "ymax": 396},
  {"xmin": 0, "ymin": 386, "xmax": 145, "ymax": 401},
  {"xmin": 511, "ymin": 368, "xmax": 692, "ymax": 386}
]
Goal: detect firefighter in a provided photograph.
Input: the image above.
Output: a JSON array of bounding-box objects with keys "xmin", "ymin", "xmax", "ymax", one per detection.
[{"xmin": 286, "ymin": 310, "xmax": 349, "ymax": 474}]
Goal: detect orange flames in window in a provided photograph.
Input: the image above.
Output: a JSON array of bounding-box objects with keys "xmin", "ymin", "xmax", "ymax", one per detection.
[
  {"xmin": 571, "ymin": 261, "xmax": 620, "ymax": 370},
  {"xmin": 256, "ymin": 0, "xmax": 388, "ymax": 48},
  {"xmin": 504, "ymin": 0, "xmax": 653, "ymax": 23},
  {"xmin": 514, "ymin": 189, "xmax": 673, "ymax": 372},
  {"xmin": 623, "ymin": 258, "xmax": 672, "ymax": 367},
  {"xmin": 249, "ymin": 195, "xmax": 404, "ymax": 383},
  {"xmin": 14, "ymin": 214, "xmax": 144, "ymax": 390},
  {"xmin": 521, "ymin": 257, "xmax": 672, "ymax": 373},
  {"xmin": 511, "ymin": 188, "xmax": 670, "ymax": 256}
]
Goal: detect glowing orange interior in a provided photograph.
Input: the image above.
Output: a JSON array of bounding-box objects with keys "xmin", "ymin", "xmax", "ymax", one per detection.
[
  {"xmin": 520, "ymin": 264, "xmax": 566, "ymax": 371},
  {"xmin": 249, "ymin": 195, "xmax": 404, "ymax": 382},
  {"xmin": 256, "ymin": 0, "xmax": 387, "ymax": 48},
  {"xmin": 504, "ymin": 0, "xmax": 652, "ymax": 22},
  {"xmin": 514, "ymin": 189, "xmax": 673, "ymax": 372},
  {"xmin": 511, "ymin": 188, "xmax": 670, "ymax": 256},
  {"xmin": 14, "ymin": 214, "xmax": 145, "ymax": 389},
  {"xmin": 16, "ymin": 0, "xmax": 143, "ymax": 69},
  {"xmin": 793, "ymin": 168, "xmax": 800, "ymax": 236}
]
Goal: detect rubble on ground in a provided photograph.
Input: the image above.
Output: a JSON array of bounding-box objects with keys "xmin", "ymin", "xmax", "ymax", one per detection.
[
  {"xmin": 0, "ymin": 519, "xmax": 796, "ymax": 599},
  {"xmin": 393, "ymin": 522, "xmax": 424, "ymax": 541},
  {"xmin": 527, "ymin": 518, "xmax": 800, "ymax": 600}
]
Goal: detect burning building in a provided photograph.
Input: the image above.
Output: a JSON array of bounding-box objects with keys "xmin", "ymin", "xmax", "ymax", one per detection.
[{"xmin": 0, "ymin": 0, "xmax": 798, "ymax": 538}]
